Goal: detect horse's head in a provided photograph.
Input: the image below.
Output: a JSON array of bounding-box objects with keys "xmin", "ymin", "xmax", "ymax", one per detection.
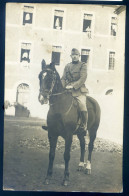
[{"xmin": 38, "ymin": 60, "xmax": 57, "ymax": 104}]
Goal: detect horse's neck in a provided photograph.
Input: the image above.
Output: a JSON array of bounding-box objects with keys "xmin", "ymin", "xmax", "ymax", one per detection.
[
  {"xmin": 50, "ymin": 81, "xmax": 72, "ymax": 112},
  {"xmin": 50, "ymin": 72, "xmax": 64, "ymax": 96},
  {"xmin": 49, "ymin": 72, "xmax": 73, "ymax": 112}
]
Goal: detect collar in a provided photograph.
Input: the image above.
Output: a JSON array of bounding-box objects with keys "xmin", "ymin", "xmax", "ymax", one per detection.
[{"xmin": 72, "ymin": 60, "xmax": 79, "ymax": 64}]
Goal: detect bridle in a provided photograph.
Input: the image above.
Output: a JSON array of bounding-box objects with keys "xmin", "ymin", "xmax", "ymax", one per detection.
[
  {"xmin": 40, "ymin": 68, "xmax": 67, "ymax": 97},
  {"xmin": 40, "ymin": 68, "xmax": 57, "ymax": 97}
]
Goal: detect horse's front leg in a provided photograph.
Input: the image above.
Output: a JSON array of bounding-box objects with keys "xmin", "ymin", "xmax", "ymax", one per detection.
[
  {"xmin": 44, "ymin": 135, "xmax": 58, "ymax": 185},
  {"xmin": 77, "ymin": 133, "xmax": 86, "ymax": 171},
  {"xmin": 85, "ymin": 128, "xmax": 96, "ymax": 175},
  {"xmin": 63, "ymin": 134, "xmax": 73, "ymax": 186}
]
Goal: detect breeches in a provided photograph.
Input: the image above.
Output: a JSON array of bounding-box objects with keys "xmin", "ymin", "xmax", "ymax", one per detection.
[{"xmin": 75, "ymin": 95, "xmax": 87, "ymax": 111}]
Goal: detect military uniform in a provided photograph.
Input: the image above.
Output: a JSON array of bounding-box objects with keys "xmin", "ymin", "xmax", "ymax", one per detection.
[
  {"xmin": 61, "ymin": 48, "xmax": 88, "ymax": 132},
  {"xmin": 61, "ymin": 61, "xmax": 88, "ymax": 111}
]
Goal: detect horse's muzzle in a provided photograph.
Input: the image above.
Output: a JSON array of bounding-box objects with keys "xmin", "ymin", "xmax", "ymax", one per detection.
[{"xmin": 38, "ymin": 93, "xmax": 49, "ymax": 104}]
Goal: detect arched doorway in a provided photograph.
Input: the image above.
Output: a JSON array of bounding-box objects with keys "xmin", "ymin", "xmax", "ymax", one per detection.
[{"xmin": 15, "ymin": 83, "xmax": 30, "ymax": 117}]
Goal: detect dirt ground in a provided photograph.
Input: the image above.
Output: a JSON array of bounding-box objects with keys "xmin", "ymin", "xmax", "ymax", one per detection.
[{"xmin": 3, "ymin": 116, "xmax": 123, "ymax": 192}]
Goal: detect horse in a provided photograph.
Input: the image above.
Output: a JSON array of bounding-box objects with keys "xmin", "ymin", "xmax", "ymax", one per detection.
[{"xmin": 38, "ymin": 60, "xmax": 101, "ymax": 186}]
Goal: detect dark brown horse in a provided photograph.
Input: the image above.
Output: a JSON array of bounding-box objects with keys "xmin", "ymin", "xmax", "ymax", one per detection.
[{"xmin": 38, "ymin": 60, "xmax": 101, "ymax": 186}]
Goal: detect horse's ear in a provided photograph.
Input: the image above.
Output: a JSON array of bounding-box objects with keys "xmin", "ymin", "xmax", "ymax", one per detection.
[
  {"xmin": 41, "ymin": 59, "xmax": 46, "ymax": 70},
  {"xmin": 50, "ymin": 62, "xmax": 56, "ymax": 70}
]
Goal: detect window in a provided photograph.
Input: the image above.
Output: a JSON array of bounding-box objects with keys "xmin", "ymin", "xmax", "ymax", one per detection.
[
  {"xmin": 51, "ymin": 46, "xmax": 62, "ymax": 65},
  {"xmin": 53, "ymin": 10, "xmax": 64, "ymax": 30},
  {"xmin": 111, "ymin": 17, "xmax": 117, "ymax": 36},
  {"xmin": 109, "ymin": 51, "xmax": 115, "ymax": 70},
  {"xmin": 81, "ymin": 49, "xmax": 90, "ymax": 64},
  {"xmin": 105, "ymin": 89, "xmax": 113, "ymax": 95},
  {"xmin": 20, "ymin": 43, "xmax": 31, "ymax": 64},
  {"xmin": 22, "ymin": 6, "xmax": 34, "ymax": 26},
  {"xmin": 83, "ymin": 14, "xmax": 93, "ymax": 38}
]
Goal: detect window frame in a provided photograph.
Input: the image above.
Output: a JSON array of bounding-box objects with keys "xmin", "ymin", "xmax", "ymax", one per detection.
[
  {"xmin": 51, "ymin": 45, "xmax": 62, "ymax": 66},
  {"xmin": 81, "ymin": 10, "xmax": 95, "ymax": 38},
  {"xmin": 107, "ymin": 49, "xmax": 116, "ymax": 71},
  {"xmin": 80, "ymin": 46, "xmax": 93, "ymax": 70},
  {"xmin": 109, "ymin": 14, "xmax": 117, "ymax": 37},
  {"xmin": 21, "ymin": 4, "xmax": 36, "ymax": 27},
  {"xmin": 52, "ymin": 7, "xmax": 66, "ymax": 31},
  {"xmin": 19, "ymin": 40, "xmax": 33, "ymax": 69}
]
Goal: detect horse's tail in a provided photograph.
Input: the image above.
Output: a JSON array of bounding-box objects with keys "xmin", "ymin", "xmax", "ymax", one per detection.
[{"xmin": 87, "ymin": 96, "xmax": 101, "ymax": 127}]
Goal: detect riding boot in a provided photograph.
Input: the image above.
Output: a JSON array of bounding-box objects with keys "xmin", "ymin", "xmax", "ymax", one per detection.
[{"xmin": 80, "ymin": 111, "xmax": 88, "ymax": 135}]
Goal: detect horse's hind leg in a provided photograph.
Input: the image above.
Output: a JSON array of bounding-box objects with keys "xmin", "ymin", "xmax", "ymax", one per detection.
[
  {"xmin": 77, "ymin": 133, "xmax": 85, "ymax": 171},
  {"xmin": 44, "ymin": 135, "xmax": 58, "ymax": 185},
  {"xmin": 63, "ymin": 133, "xmax": 73, "ymax": 186},
  {"xmin": 85, "ymin": 127, "xmax": 97, "ymax": 175}
]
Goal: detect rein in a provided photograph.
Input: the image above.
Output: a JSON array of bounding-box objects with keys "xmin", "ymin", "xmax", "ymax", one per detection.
[
  {"xmin": 64, "ymin": 98, "xmax": 73, "ymax": 116},
  {"xmin": 50, "ymin": 91, "xmax": 66, "ymax": 96},
  {"xmin": 50, "ymin": 88, "xmax": 73, "ymax": 97}
]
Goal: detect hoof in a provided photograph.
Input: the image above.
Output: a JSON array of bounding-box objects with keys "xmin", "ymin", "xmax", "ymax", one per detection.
[
  {"xmin": 44, "ymin": 178, "xmax": 50, "ymax": 185},
  {"xmin": 85, "ymin": 168, "xmax": 91, "ymax": 175},
  {"xmin": 77, "ymin": 162, "xmax": 85, "ymax": 171},
  {"xmin": 77, "ymin": 166, "xmax": 84, "ymax": 171},
  {"xmin": 62, "ymin": 180, "xmax": 69, "ymax": 186}
]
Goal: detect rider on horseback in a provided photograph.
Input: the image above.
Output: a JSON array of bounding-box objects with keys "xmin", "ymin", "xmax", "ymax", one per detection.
[{"xmin": 61, "ymin": 48, "xmax": 88, "ymax": 133}]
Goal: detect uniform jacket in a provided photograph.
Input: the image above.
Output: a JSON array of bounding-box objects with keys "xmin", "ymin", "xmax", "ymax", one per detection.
[{"xmin": 61, "ymin": 61, "xmax": 88, "ymax": 97}]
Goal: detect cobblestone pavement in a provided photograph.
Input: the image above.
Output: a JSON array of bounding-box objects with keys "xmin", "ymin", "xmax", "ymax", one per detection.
[{"xmin": 3, "ymin": 117, "xmax": 122, "ymax": 192}]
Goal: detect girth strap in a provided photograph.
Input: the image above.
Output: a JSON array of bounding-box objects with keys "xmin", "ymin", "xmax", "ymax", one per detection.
[{"xmin": 63, "ymin": 98, "xmax": 74, "ymax": 116}]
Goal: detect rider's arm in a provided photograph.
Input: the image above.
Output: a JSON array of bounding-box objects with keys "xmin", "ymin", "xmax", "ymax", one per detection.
[{"xmin": 71, "ymin": 63, "xmax": 87, "ymax": 90}]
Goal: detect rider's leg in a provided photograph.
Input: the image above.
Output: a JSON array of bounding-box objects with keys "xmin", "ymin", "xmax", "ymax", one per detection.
[{"xmin": 76, "ymin": 95, "xmax": 88, "ymax": 132}]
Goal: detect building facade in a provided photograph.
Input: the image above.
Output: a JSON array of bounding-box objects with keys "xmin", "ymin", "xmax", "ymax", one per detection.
[{"xmin": 5, "ymin": 3, "xmax": 125, "ymax": 118}]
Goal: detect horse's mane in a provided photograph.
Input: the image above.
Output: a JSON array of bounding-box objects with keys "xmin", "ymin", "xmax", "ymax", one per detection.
[
  {"xmin": 55, "ymin": 70, "xmax": 62, "ymax": 83},
  {"xmin": 38, "ymin": 71, "xmax": 43, "ymax": 81}
]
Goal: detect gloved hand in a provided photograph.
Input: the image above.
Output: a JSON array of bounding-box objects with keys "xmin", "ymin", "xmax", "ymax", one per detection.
[{"xmin": 66, "ymin": 85, "xmax": 73, "ymax": 89}]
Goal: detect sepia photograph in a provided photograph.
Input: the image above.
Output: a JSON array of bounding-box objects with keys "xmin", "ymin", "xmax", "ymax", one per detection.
[{"xmin": 3, "ymin": 3, "xmax": 125, "ymax": 192}]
